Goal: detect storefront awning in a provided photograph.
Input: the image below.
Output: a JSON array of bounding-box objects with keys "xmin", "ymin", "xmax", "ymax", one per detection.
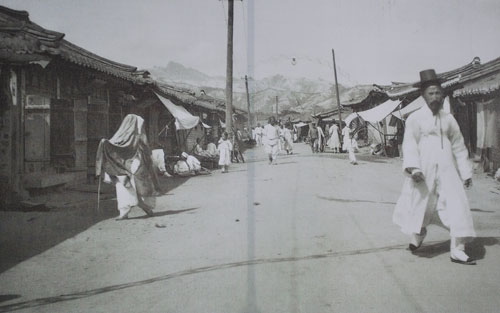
[
  {"xmin": 294, "ymin": 122, "xmax": 308, "ymax": 128},
  {"xmin": 392, "ymin": 96, "xmax": 450, "ymax": 120},
  {"xmin": 355, "ymin": 99, "xmax": 401, "ymax": 124},
  {"xmin": 155, "ymin": 93, "xmax": 200, "ymax": 130},
  {"xmin": 344, "ymin": 99, "xmax": 401, "ymax": 126}
]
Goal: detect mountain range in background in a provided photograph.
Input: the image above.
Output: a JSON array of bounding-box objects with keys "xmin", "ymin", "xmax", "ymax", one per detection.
[{"xmin": 149, "ymin": 62, "xmax": 372, "ymax": 118}]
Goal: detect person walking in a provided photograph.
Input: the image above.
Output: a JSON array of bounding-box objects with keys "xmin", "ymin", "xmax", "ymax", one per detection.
[
  {"xmin": 283, "ymin": 124, "xmax": 294, "ymax": 154},
  {"xmin": 263, "ymin": 117, "xmax": 280, "ymax": 164},
  {"xmin": 393, "ymin": 69, "xmax": 476, "ymax": 265},
  {"xmin": 342, "ymin": 123, "xmax": 358, "ymax": 165},
  {"xmin": 95, "ymin": 114, "xmax": 161, "ymax": 220},
  {"xmin": 308, "ymin": 122, "xmax": 319, "ymax": 153},
  {"xmin": 328, "ymin": 122, "xmax": 341, "ymax": 153}
]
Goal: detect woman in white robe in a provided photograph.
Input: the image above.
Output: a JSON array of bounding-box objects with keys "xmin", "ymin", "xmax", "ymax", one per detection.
[{"xmin": 327, "ymin": 123, "xmax": 340, "ymax": 153}]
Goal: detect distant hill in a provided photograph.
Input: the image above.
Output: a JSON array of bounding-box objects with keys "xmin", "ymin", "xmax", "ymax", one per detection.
[{"xmin": 149, "ymin": 61, "xmax": 369, "ymax": 116}]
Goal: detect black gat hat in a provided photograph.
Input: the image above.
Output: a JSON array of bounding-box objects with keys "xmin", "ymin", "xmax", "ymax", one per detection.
[{"xmin": 413, "ymin": 69, "xmax": 444, "ymax": 89}]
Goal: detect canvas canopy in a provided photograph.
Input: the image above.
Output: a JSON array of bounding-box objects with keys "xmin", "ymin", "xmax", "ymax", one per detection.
[
  {"xmin": 155, "ymin": 93, "xmax": 200, "ymax": 130},
  {"xmin": 294, "ymin": 122, "xmax": 308, "ymax": 128},
  {"xmin": 354, "ymin": 99, "xmax": 401, "ymax": 124},
  {"xmin": 392, "ymin": 96, "xmax": 451, "ymax": 120}
]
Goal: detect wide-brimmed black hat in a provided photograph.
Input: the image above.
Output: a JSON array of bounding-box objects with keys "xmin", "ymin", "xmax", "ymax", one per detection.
[{"xmin": 413, "ymin": 69, "xmax": 444, "ymax": 89}]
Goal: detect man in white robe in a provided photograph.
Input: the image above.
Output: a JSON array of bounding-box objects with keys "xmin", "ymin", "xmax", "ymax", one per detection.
[
  {"xmin": 393, "ymin": 69, "xmax": 476, "ymax": 265},
  {"xmin": 317, "ymin": 124, "xmax": 325, "ymax": 152},
  {"xmin": 283, "ymin": 125, "xmax": 294, "ymax": 154},
  {"xmin": 263, "ymin": 117, "xmax": 280, "ymax": 164},
  {"xmin": 342, "ymin": 124, "xmax": 357, "ymax": 165}
]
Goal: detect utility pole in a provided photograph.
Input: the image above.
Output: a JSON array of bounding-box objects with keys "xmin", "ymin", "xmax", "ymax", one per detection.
[
  {"xmin": 225, "ymin": 0, "xmax": 234, "ymax": 131},
  {"xmin": 332, "ymin": 49, "xmax": 342, "ymax": 126},
  {"xmin": 245, "ymin": 75, "xmax": 252, "ymax": 129},
  {"xmin": 275, "ymin": 95, "xmax": 279, "ymax": 119}
]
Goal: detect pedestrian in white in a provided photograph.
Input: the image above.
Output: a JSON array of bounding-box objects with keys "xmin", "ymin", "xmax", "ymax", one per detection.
[
  {"xmin": 327, "ymin": 122, "xmax": 341, "ymax": 153},
  {"xmin": 255, "ymin": 124, "xmax": 263, "ymax": 146},
  {"xmin": 263, "ymin": 117, "xmax": 280, "ymax": 164},
  {"xmin": 218, "ymin": 132, "xmax": 233, "ymax": 173},
  {"xmin": 393, "ymin": 69, "xmax": 476, "ymax": 265},
  {"xmin": 317, "ymin": 124, "xmax": 325, "ymax": 152},
  {"xmin": 342, "ymin": 124, "xmax": 357, "ymax": 164},
  {"xmin": 283, "ymin": 124, "xmax": 294, "ymax": 154},
  {"xmin": 279, "ymin": 124, "xmax": 286, "ymax": 152},
  {"xmin": 95, "ymin": 114, "xmax": 160, "ymax": 220}
]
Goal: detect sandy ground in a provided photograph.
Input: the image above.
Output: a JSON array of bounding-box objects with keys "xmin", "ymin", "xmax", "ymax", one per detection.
[{"xmin": 0, "ymin": 143, "xmax": 499, "ymax": 313}]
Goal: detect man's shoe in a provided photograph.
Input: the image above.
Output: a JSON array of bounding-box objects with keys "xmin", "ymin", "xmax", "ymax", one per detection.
[
  {"xmin": 115, "ymin": 215, "xmax": 128, "ymax": 221},
  {"xmin": 450, "ymin": 249, "xmax": 476, "ymax": 265},
  {"xmin": 409, "ymin": 228, "xmax": 427, "ymax": 251}
]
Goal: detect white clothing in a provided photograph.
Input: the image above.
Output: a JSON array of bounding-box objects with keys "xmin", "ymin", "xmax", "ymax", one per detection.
[
  {"xmin": 327, "ymin": 125, "xmax": 340, "ymax": 148},
  {"xmin": 206, "ymin": 142, "xmax": 219, "ymax": 157},
  {"xmin": 218, "ymin": 139, "xmax": 233, "ymax": 166},
  {"xmin": 151, "ymin": 149, "xmax": 166, "ymax": 174},
  {"xmin": 254, "ymin": 127, "xmax": 263, "ymax": 146},
  {"xmin": 114, "ymin": 175, "xmax": 155, "ymax": 218},
  {"xmin": 263, "ymin": 124, "xmax": 279, "ymax": 146},
  {"xmin": 317, "ymin": 126, "xmax": 325, "ymax": 148},
  {"xmin": 342, "ymin": 126, "xmax": 352, "ymax": 150},
  {"xmin": 283, "ymin": 128, "xmax": 294, "ymax": 152},
  {"xmin": 393, "ymin": 106, "xmax": 475, "ymax": 238},
  {"xmin": 263, "ymin": 124, "xmax": 279, "ymax": 161},
  {"xmin": 186, "ymin": 155, "xmax": 201, "ymax": 171}
]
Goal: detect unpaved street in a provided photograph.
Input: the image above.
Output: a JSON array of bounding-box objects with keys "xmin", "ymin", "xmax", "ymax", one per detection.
[{"xmin": 1, "ymin": 144, "xmax": 500, "ymax": 313}]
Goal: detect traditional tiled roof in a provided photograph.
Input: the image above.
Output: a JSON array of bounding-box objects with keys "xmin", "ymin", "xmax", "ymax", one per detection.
[
  {"xmin": 154, "ymin": 83, "xmax": 224, "ymax": 113},
  {"xmin": 153, "ymin": 82, "xmax": 247, "ymax": 116},
  {"xmin": 311, "ymin": 106, "xmax": 350, "ymax": 119},
  {"xmin": 453, "ymin": 71, "xmax": 500, "ymax": 98},
  {"xmin": 0, "ymin": 5, "xmax": 150, "ymax": 83},
  {"xmin": 380, "ymin": 57, "xmax": 500, "ymax": 100}
]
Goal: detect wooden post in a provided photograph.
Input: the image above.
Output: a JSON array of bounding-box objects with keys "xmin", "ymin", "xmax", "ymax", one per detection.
[
  {"xmin": 245, "ymin": 75, "xmax": 252, "ymax": 129},
  {"xmin": 332, "ymin": 49, "xmax": 342, "ymax": 126},
  {"xmin": 225, "ymin": 0, "xmax": 234, "ymax": 131},
  {"xmin": 275, "ymin": 95, "xmax": 278, "ymax": 119}
]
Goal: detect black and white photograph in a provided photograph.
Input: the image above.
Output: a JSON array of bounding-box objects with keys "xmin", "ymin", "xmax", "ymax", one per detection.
[{"xmin": 0, "ymin": 0, "xmax": 500, "ymax": 312}]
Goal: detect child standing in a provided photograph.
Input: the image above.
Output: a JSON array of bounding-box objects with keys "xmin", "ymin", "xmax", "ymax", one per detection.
[{"xmin": 218, "ymin": 132, "xmax": 233, "ymax": 173}]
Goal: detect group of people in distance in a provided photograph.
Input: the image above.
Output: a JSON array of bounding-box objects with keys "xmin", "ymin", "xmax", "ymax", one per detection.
[{"xmin": 307, "ymin": 121, "xmax": 358, "ymax": 165}]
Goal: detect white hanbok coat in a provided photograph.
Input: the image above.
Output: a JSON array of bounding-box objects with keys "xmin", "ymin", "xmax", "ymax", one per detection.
[
  {"xmin": 218, "ymin": 139, "xmax": 233, "ymax": 166},
  {"xmin": 342, "ymin": 126, "xmax": 351, "ymax": 150},
  {"xmin": 327, "ymin": 125, "xmax": 340, "ymax": 148},
  {"xmin": 393, "ymin": 106, "xmax": 475, "ymax": 238}
]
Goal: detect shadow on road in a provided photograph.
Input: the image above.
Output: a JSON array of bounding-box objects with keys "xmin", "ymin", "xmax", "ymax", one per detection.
[
  {"xmin": 127, "ymin": 208, "xmax": 199, "ymax": 220},
  {"xmin": 317, "ymin": 195, "xmax": 396, "ymax": 205},
  {"xmin": 0, "ymin": 295, "xmax": 20, "ymax": 304},
  {"xmin": 0, "ymin": 175, "xmax": 192, "ymax": 274},
  {"xmin": 411, "ymin": 237, "xmax": 500, "ymax": 261}
]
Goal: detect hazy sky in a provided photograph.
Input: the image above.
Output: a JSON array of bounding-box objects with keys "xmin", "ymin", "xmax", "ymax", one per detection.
[{"xmin": 2, "ymin": 0, "xmax": 500, "ymax": 85}]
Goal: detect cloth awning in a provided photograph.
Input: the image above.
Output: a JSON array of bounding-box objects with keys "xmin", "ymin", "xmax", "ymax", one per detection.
[
  {"xmin": 155, "ymin": 93, "xmax": 200, "ymax": 130},
  {"xmin": 392, "ymin": 96, "xmax": 451, "ymax": 120},
  {"xmin": 202, "ymin": 122, "xmax": 212, "ymax": 129},
  {"xmin": 354, "ymin": 99, "xmax": 401, "ymax": 124},
  {"xmin": 294, "ymin": 122, "xmax": 308, "ymax": 128}
]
